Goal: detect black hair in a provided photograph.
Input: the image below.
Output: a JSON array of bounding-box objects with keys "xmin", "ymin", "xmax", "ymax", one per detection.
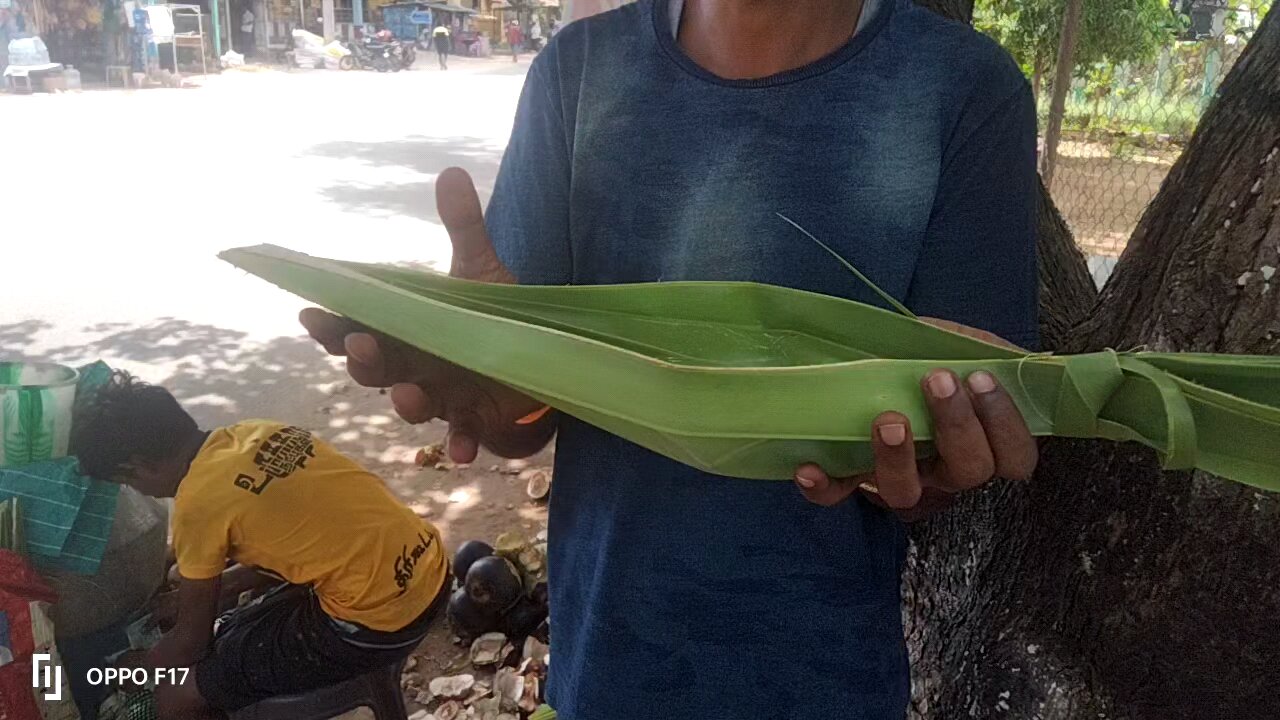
[{"xmin": 71, "ymin": 371, "xmax": 198, "ymax": 481}]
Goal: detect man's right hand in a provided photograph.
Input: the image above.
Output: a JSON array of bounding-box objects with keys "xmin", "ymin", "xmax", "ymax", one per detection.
[{"xmin": 299, "ymin": 167, "xmax": 554, "ymax": 463}]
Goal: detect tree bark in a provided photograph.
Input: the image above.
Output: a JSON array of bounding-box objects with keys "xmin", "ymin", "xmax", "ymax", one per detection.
[
  {"xmin": 905, "ymin": 3, "xmax": 1280, "ymax": 718},
  {"xmin": 1040, "ymin": 0, "xmax": 1085, "ymax": 189},
  {"xmin": 1032, "ymin": 53, "xmax": 1045, "ymax": 105}
]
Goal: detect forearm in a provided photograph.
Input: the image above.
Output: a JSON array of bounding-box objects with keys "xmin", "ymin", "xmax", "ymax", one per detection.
[
  {"xmin": 145, "ymin": 628, "xmax": 209, "ymax": 669},
  {"xmin": 145, "ymin": 575, "xmax": 219, "ymax": 669}
]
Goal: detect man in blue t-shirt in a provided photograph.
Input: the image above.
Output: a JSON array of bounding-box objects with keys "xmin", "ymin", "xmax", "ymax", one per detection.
[{"xmin": 302, "ymin": 0, "xmax": 1040, "ymax": 717}]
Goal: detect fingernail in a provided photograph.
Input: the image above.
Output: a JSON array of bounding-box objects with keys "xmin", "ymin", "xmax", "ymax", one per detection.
[
  {"xmin": 879, "ymin": 423, "xmax": 907, "ymax": 446},
  {"xmin": 927, "ymin": 371, "xmax": 957, "ymax": 399},
  {"xmin": 794, "ymin": 467, "xmax": 820, "ymax": 489},
  {"xmin": 347, "ymin": 335, "xmax": 374, "ymax": 365},
  {"xmin": 968, "ymin": 371, "xmax": 997, "ymax": 394}
]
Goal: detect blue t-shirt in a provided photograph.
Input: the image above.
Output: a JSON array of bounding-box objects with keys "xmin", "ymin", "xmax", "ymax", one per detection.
[{"xmin": 484, "ymin": 1, "xmax": 1038, "ymax": 717}]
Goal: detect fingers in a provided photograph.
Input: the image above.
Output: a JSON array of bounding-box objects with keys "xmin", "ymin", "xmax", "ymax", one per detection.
[
  {"xmin": 343, "ymin": 333, "xmax": 390, "ymax": 388},
  {"xmin": 794, "ymin": 463, "xmax": 861, "ymax": 507},
  {"xmin": 388, "ymin": 384, "xmax": 479, "ymax": 461},
  {"xmin": 437, "ymin": 167, "xmax": 516, "ymax": 284},
  {"xmin": 965, "ymin": 371, "xmax": 1038, "ymax": 481},
  {"xmin": 922, "ymin": 369, "xmax": 995, "ymax": 492},
  {"xmin": 341, "ymin": 330, "xmax": 455, "ymax": 391},
  {"xmin": 446, "ymin": 429, "xmax": 480, "ymax": 464},
  {"xmin": 299, "ymin": 307, "xmax": 362, "ymax": 356},
  {"xmin": 794, "ymin": 413, "xmax": 921, "ymax": 509},
  {"xmin": 796, "ymin": 367, "xmax": 1036, "ymax": 513},
  {"xmin": 868, "ymin": 412, "xmax": 922, "ymax": 509},
  {"xmin": 390, "ymin": 383, "xmax": 438, "ymax": 424}
]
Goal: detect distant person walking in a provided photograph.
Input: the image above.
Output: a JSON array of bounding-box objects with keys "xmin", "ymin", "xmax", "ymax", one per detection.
[
  {"xmin": 506, "ymin": 20, "xmax": 523, "ymax": 62},
  {"xmin": 239, "ymin": 4, "xmax": 255, "ymax": 57},
  {"xmin": 529, "ymin": 18, "xmax": 543, "ymax": 51},
  {"xmin": 432, "ymin": 24, "xmax": 450, "ymax": 70}
]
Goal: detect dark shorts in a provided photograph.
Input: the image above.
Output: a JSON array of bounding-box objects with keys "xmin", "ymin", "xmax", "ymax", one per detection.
[{"xmin": 195, "ymin": 583, "xmax": 447, "ymax": 711}]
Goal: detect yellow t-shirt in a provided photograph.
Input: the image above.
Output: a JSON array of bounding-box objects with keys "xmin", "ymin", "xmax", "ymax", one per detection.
[{"xmin": 172, "ymin": 420, "xmax": 448, "ymax": 632}]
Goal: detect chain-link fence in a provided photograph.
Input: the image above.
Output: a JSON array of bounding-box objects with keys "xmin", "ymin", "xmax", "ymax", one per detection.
[{"xmin": 977, "ymin": 0, "xmax": 1269, "ymax": 288}]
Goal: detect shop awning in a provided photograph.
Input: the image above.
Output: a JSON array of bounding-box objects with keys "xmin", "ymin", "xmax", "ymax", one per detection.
[
  {"xmin": 424, "ymin": 2, "xmax": 479, "ymax": 14},
  {"xmin": 381, "ymin": 1, "xmax": 479, "ymax": 14},
  {"xmin": 492, "ymin": 0, "xmax": 560, "ymax": 7}
]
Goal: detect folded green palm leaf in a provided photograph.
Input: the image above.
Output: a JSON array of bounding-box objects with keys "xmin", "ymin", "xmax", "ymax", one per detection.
[{"xmin": 220, "ymin": 245, "xmax": 1280, "ymax": 491}]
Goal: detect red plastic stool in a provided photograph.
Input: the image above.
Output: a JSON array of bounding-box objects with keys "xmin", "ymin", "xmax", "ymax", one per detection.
[{"xmin": 227, "ymin": 657, "xmax": 410, "ymax": 720}]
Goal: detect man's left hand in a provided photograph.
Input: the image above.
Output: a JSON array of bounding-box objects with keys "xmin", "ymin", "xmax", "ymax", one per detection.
[{"xmin": 793, "ymin": 318, "xmax": 1038, "ymax": 520}]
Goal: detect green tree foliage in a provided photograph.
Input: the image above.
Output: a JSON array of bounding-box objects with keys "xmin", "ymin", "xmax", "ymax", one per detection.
[{"xmin": 976, "ymin": 0, "xmax": 1181, "ymax": 74}]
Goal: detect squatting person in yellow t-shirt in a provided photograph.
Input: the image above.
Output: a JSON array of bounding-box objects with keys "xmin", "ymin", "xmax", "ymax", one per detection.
[{"xmin": 72, "ymin": 371, "xmax": 450, "ymax": 719}]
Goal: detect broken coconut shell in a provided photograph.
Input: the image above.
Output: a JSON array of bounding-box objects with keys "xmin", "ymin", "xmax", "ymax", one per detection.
[
  {"xmin": 453, "ymin": 539, "xmax": 495, "ymax": 585},
  {"xmin": 493, "ymin": 531, "xmax": 528, "ymax": 561},
  {"xmin": 521, "ymin": 467, "xmax": 551, "ymax": 501},
  {"xmin": 516, "ymin": 544, "xmax": 545, "ymax": 574},
  {"xmin": 519, "ymin": 675, "xmax": 542, "ymax": 714},
  {"xmin": 493, "ymin": 668, "xmax": 525, "ymax": 712},
  {"xmin": 469, "ymin": 632, "xmax": 510, "ymax": 666},
  {"xmin": 428, "ymin": 674, "xmax": 475, "ymax": 700},
  {"xmin": 435, "ymin": 700, "xmax": 463, "ymax": 720},
  {"xmin": 463, "ymin": 681, "xmax": 494, "ymax": 706},
  {"xmin": 465, "ymin": 556, "xmax": 524, "ymax": 612},
  {"xmin": 414, "ymin": 443, "xmax": 445, "ymax": 467},
  {"xmin": 523, "ymin": 636, "xmax": 550, "ymax": 666},
  {"xmin": 471, "ymin": 697, "xmax": 503, "ymax": 720},
  {"xmin": 447, "ymin": 587, "xmax": 501, "ymax": 641}
]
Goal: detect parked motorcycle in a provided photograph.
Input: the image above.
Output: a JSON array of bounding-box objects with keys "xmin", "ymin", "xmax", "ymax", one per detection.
[
  {"xmin": 372, "ymin": 29, "xmax": 414, "ymax": 70},
  {"xmin": 346, "ymin": 37, "xmax": 401, "ymax": 72}
]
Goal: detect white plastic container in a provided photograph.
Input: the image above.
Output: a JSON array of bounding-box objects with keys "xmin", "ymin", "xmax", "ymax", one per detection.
[
  {"xmin": 0, "ymin": 361, "xmax": 79, "ymax": 468},
  {"xmin": 64, "ymin": 65, "xmax": 81, "ymax": 90}
]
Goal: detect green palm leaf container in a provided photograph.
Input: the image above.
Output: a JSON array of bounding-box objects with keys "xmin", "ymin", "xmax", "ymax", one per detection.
[
  {"xmin": 0, "ymin": 361, "xmax": 80, "ymax": 468},
  {"xmin": 220, "ymin": 244, "xmax": 1280, "ymax": 492}
]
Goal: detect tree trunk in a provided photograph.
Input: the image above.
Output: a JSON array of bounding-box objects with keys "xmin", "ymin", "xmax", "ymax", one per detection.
[
  {"xmin": 1040, "ymin": 0, "xmax": 1084, "ymax": 189},
  {"xmin": 1032, "ymin": 53, "xmax": 1045, "ymax": 105},
  {"xmin": 906, "ymin": 2, "xmax": 1280, "ymax": 718}
]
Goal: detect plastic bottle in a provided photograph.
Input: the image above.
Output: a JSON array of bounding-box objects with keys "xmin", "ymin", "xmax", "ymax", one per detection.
[{"xmin": 64, "ymin": 65, "xmax": 81, "ymax": 90}]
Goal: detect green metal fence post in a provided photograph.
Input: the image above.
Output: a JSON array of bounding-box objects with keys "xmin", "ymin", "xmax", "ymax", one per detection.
[
  {"xmin": 211, "ymin": 0, "xmax": 222, "ymax": 56},
  {"xmin": 1201, "ymin": 41, "xmax": 1220, "ymax": 111}
]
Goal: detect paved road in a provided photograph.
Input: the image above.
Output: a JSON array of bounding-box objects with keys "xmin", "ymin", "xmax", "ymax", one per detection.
[{"xmin": 2, "ymin": 58, "xmax": 525, "ymax": 418}]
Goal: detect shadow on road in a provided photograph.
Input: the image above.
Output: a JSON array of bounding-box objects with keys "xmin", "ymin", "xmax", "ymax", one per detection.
[
  {"xmin": 306, "ymin": 135, "xmax": 502, "ymax": 221},
  {"xmin": 0, "ymin": 320, "xmax": 53, "ymax": 356}
]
